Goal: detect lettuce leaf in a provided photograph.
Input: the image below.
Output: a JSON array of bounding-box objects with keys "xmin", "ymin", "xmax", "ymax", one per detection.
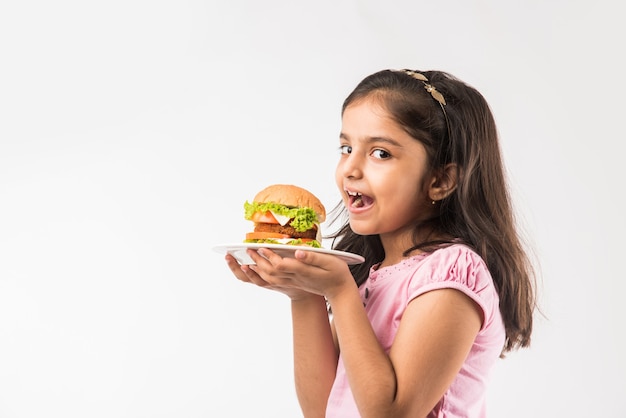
[{"xmin": 244, "ymin": 238, "xmax": 322, "ymax": 248}]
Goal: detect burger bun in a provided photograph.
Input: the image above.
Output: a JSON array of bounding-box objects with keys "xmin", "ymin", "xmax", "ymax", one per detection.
[{"xmin": 254, "ymin": 184, "xmax": 326, "ymax": 222}]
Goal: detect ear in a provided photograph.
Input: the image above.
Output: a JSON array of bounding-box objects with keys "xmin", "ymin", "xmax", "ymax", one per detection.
[{"xmin": 428, "ymin": 163, "xmax": 458, "ymax": 202}]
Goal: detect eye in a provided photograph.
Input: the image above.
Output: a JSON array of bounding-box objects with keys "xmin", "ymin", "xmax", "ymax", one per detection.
[
  {"xmin": 339, "ymin": 145, "xmax": 352, "ymax": 154},
  {"xmin": 371, "ymin": 149, "xmax": 391, "ymax": 159}
]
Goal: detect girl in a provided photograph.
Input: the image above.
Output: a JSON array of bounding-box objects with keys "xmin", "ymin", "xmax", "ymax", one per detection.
[{"xmin": 224, "ymin": 69, "xmax": 537, "ymax": 417}]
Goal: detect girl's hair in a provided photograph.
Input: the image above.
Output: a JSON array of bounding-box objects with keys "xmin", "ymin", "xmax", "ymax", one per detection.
[{"xmin": 327, "ymin": 69, "xmax": 536, "ymax": 353}]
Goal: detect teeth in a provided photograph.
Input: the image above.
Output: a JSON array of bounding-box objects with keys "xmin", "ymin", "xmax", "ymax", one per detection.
[{"xmin": 346, "ymin": 190, "xmax": 365, "ymax": 208}]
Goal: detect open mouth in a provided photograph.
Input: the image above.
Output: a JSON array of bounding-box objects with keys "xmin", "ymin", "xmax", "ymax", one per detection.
[{"xmin": 347, "ymin": 190, "xmax": 373, "ymax": 208}]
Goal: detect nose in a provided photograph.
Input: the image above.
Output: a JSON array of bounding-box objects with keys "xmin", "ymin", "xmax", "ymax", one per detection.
[{"xmin": 337, "ymin": 152, "xmax": 363, "ymax": 179}]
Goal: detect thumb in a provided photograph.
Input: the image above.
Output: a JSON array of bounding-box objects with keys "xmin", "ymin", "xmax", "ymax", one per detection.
[
  {"xmin": 294, "ymin": 248, "xmax": 337, "ymax": 271},
  {"xmin": 294, "ymin": 248, "xmax": 311, "ymax": 262}
]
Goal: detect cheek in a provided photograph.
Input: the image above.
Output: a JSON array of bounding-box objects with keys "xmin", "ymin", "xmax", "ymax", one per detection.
[
  {"xmin": 334, "ymin": 162, "xmax": 343, "ymax": 189},
  {"xmin": 386, "ymin": 177, "xmax": 429, "ymax": 208}
]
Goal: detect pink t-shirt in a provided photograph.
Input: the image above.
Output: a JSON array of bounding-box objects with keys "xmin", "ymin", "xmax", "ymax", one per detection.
[{"xmin": 325, "ymin": 244, "xmax": 505, "ymax": 417}]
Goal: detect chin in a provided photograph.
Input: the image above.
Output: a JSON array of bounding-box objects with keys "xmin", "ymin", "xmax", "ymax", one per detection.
[{"xmin": 348, "ymin": 220, "xmax": 377, "ymax": 236}]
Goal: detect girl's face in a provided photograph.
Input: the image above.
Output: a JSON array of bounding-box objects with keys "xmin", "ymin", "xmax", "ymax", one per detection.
[{"xmin": 335, "ymin": 97, "xmax": 436, "ymax": 253}]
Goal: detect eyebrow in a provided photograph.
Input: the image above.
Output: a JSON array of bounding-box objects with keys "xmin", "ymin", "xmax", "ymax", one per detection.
[{"xmin": 339, "ymin": 133, "xmax": 404, "ymax": 147}]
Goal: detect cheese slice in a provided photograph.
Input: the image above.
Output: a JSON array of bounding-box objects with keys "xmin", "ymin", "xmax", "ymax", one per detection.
[
  {"xmin": 273, "ymin": 238, "xmax": 298, "ymax": 244},
  {"xmin": 270, "ymin": 211, "xmax": 291, "ymax": 226}
]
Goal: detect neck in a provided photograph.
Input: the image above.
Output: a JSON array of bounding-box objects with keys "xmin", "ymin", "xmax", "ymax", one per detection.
[{"xmin": 378, "ymin": 224, "xmax": 450, "ymax": 268}]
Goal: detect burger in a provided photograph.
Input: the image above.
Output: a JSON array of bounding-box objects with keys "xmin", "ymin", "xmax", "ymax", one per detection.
[{"xmin": 243, "ymin": 184, "xmax": 326, "ymax": 248}]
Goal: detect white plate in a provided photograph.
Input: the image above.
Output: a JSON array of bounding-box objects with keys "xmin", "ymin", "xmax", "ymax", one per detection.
[{"xmin": 213, "ymin": 243, "xmax": 365, "ymax": 265}]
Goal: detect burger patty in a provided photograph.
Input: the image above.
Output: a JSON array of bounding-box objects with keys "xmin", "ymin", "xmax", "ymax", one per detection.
[{"xmin": 254, "ymin": 222, "xmax": 318, "ymax": 239}]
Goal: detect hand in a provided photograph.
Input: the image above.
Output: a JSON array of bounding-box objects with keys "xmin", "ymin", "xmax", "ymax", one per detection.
[
  {"xmin": 224, "ymin": 247, "xmax": 355, "ymax": 301},
  {"xmin": 224, "ymin": 251, "xmax": 312, "ymax": 300}
]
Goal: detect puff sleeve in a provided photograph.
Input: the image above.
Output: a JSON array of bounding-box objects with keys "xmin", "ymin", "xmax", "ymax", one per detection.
[{"xmin": 406, "ymin": 245, "xmax": 500, "ymax": 331}]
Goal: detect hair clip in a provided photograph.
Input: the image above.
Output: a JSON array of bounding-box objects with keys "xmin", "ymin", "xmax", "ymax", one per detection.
[
  {"xmin": 402, "ymin": 70, "xmax": 447, "ymax": 106},
  {"xmin": 398, "ymin": 69, "xmax": 452, "ymax": 140}
]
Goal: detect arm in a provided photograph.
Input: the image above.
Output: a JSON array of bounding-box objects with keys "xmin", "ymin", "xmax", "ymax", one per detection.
[
  {"xmin": 328, "ymin": 287, "xmax": 482, "ymax": 418},
  {"xmin": 225, "ymin": 252, "xmax": 340, "ymax": 417},
  {"xmin": 227, "ymin": 249, "xmax": 482, "ymax": 418},
  {"xmin": 291, "ymin": 296, "xmax": 338, "ymax": 417}
]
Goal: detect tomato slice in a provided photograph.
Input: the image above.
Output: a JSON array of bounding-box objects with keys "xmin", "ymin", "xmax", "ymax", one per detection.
[
  {"xmin": 245, "ymin": 232, "xmax": 290, "ymax": 240},
  {"xmin": 250, "ymin": 211, "xmax": 279, "ymax": 224}
]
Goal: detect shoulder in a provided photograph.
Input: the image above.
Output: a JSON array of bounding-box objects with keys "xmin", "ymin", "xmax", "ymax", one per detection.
[
  {"xmin": 417, "ymin": 244, "xmax": 490, "ymax": 289},
  {"xmin": 407, "ymin": 244, "xmax": 500, "ymax": 325}
]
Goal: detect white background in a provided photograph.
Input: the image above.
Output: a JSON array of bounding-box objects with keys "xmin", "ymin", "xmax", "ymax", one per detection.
[{"xmin": 1, "ymin": 1, "xmax": 624, "ymax": 417}]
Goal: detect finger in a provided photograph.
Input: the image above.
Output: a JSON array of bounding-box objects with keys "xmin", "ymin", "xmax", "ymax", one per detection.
[
  {"xmin": 248, "ymin": 248, "xmax": 293, "ymax": 276},
  {"xmin": 293, "ymin": 249, "xmax": 338, "ymax": 271},
  {"xmin": 224, "ymin": 254, "xmax": 248, "ymax": 280},
  {"xmin": 254, "ymin": 247, "xmax": 285, "ymax": 266},
  {"xmin": 243, "ymin": 264, "xmax": 273, "ymax": 287},
  {"xmin": 225, "ymin": 254, "xmax": 265, "ymax": 285}
]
